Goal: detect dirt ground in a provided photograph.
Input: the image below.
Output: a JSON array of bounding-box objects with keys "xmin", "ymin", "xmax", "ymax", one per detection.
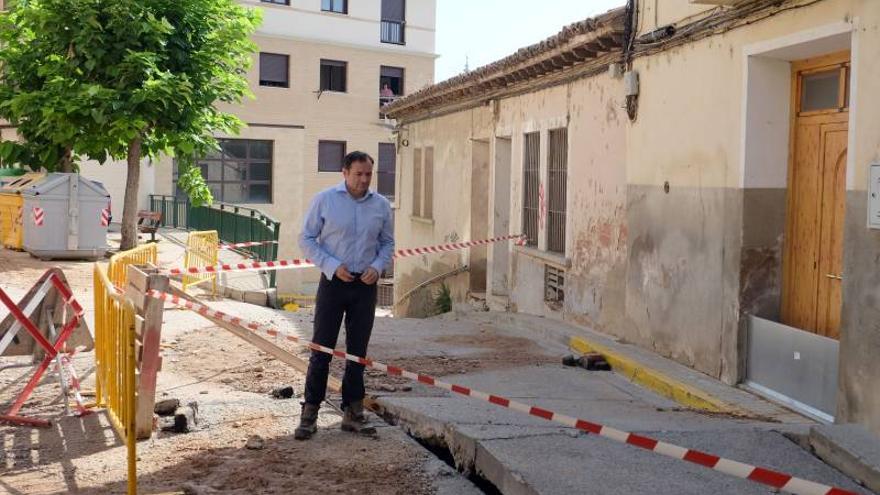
[
  {"xmin": 0, "ymin": 343, "xmax": 442, "ymax": 495},
  {"xmin": 0, "ymin": 248, "xmax": 95, "ymax": 294},
  {"xmin": 0, "ymin": 245, "xmax": 465, "ymax": 495},
  {"xmin": 0, "ymin": 236, "xmax": 557, "ymax": 494}
]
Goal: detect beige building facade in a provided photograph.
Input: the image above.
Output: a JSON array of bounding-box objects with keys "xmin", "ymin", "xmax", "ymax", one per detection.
[
  {"xmin": 387, "ymin": 0, "xmax": 880, "ymax": 437},
  {"xmin": 150, "ymin": 0, "xmax": 437, "ymax": 295}
]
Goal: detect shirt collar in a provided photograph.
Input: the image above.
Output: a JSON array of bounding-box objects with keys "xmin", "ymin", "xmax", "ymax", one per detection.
[{"xmin": 335, "ymin": 181, "xmax": 373, "ymax": 201}]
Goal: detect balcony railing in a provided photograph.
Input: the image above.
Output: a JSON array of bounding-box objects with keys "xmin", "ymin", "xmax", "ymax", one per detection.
[
  {"xmin": 379, "ymin": 95, "xmax": 401, "ymax": 120},
  {"xmin": 381, "ymin": 20, "xmax": 405, "ymax": 45}
]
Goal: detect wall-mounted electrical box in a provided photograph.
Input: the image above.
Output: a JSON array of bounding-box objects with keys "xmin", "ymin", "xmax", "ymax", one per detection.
[
  {"xmin": 869, "ymin": 163, "xmax": 880, "ymax": 229},
  {"xmin": 624, "ymin": 71, "xmax": 640, "ymax": 97}
]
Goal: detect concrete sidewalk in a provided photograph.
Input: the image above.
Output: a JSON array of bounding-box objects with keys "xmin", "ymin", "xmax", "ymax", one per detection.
[
  {"xmin": 181, "ymin": 300, "xmax": 874, "ymax": 494},
  {"xmin": 363, "ymin": 312, "xmax": 870, "ymax": 495}
]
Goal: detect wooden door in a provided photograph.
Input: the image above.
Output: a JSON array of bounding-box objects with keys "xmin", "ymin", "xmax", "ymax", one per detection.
[{"xmin": 781, "ymin": 51, "xmax": 849, "ymax": 339}]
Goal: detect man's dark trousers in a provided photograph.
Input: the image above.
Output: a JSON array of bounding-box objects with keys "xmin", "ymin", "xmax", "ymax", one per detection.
[{"xmin": 304, "ymin": 273, "xmax": 377, "ymax": 409}]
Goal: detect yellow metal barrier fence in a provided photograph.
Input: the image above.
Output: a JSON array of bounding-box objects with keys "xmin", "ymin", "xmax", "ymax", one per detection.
[
  {"xmin": 183, "ymin": 230, "xmax": 218, "ymax": 294},
  {"xmin": 94, "ymin": 244, "xmax": 157, "ymax": 495},
  {"xmin": 108, "ymin": 243, "xmax": 158, "ymax": 288},
  {"xmin": 94, "ymin": 263, "xmax": 138, "ymax": 495}
]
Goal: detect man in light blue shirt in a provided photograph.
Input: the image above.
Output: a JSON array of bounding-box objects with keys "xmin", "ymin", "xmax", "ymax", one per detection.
[{"xmin": 295, "ymin": 150, "xmax": 394, "ymax": 440}]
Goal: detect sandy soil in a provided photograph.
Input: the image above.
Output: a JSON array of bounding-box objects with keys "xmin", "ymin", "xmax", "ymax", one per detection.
[{"xmin": 0, "ymin": 246, "xmax": 461, "ymax": 495}]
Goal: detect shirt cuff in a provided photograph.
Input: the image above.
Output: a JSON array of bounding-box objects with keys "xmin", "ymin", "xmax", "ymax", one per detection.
[
  {"xmin": 369, "ymin": 258, "xmax": 387, "ymax": 274},
  {"xmin": 323, "ymin": 258, "xmax": 342, "ymax": 280}
]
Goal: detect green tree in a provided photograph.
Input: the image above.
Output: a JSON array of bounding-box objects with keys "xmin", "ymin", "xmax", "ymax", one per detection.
[{"xmin": 0, "ymin": 0, "xmax": 261, "ymax": 249}]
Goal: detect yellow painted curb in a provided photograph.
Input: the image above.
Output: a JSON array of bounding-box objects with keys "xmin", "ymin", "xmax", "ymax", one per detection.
[{"xmin": 569, "ymin": 336, "xmax": 733, "ymax": 413}]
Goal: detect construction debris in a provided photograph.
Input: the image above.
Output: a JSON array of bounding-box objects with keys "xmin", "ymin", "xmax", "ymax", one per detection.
[
  {"xmin": 154, "ymin": 398, "xmax": 180, "ymax": 416},
  {"xmin": 245, "ymin": 435, "xmax": 265, "ymax": 450},
  {"xmin": 270, "ymin": 385, "xmax": 295, "ymax": 399},
  {"xmin": 562, "ymin": 353, "xmax": 611, "ymax": 371},
  {"xmin": 160, "ymin": 402, "xmax": 198, "ymax": 433}
]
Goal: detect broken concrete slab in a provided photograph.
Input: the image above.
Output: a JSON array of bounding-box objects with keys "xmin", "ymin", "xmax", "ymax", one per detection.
[
  {"xmin": 373, "ymin": 363, "xmax": 871, "ymax": 494},
  {"xmin": 473, "ymin": 429, "xmax": 874, "ymax": 495},
  {"xmin": 810, "ymin": 424, "xmax": 880, "ymax": 493}
]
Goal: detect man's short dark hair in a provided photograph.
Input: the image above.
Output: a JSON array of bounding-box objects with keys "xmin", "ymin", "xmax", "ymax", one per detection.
[{"xmin": 343, "ymin": 151, "xmax": 374, "ymax": 170}]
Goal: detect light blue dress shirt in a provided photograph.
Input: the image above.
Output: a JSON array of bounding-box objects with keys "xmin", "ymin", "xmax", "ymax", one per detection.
[{"xmin": 299, "ymin": 182, "xmax": 394, "ymax": 280}]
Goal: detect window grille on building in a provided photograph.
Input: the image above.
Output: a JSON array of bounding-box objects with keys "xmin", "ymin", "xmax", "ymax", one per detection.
[
  {"xmin": 412, "ymin": 148, "xmax": 422, "ymax": 217},
  {"xmin": 544, "ymin": 265, "xmax": 565, "ymax": 304},
  {"xmin": 522, "ymin": 132, "xmax": 540, "ymax": 247},
  {"xmin": 547, "ymin": 128, "xmax": 568, "ymax": 254}
]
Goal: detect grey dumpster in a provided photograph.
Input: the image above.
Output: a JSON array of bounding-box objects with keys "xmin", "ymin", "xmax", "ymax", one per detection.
[{"xmin": 21, "ymin": 173, "xmax": 110, "ymax": 260}]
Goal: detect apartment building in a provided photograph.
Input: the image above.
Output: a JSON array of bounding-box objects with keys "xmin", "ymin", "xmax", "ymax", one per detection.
[
  {"xmin": 84, "ymin": 0, "xmax": 437, "ymax": 294},
  {"xmin": 56, "ymin": 0, "xmax": 436, "ymax": 293}
]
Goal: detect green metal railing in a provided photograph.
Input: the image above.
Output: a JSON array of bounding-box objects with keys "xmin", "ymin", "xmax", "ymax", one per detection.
[{"xmin": 148, "ymin": 195, "xmax": 281, "ymax": 286}]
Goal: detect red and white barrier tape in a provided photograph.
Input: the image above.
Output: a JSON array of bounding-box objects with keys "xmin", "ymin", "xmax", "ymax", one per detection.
[
  {"xmin": 146, "ymin": 289, "xmax": 855, "ymax": 495},
  {"xmin": 59, "ymin": 352, "xmax": 91, "ymax": 416},
  {"xmin": 219, "ymin": 240, "xmax": 278, "ymax": 250},
  {"xmin": 163, "ymin": 234, "xmax": 527, "ymax": 277}
]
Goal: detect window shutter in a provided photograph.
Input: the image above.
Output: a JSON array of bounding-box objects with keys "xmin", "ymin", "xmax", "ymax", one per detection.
[
  {"xmin": 381, "ymin": 66, "xmax": 404, "ymax": 79},
  {"xmin": 318, "ymin": 141, "xmax": 346, "ymax": 172},
  {"xmin": 260, "ymin": 53, "xmax": 288, "ymax": 86},
  {"xmin": 381, "ymin": 0, "xmax": 404, "ymax": 21}
]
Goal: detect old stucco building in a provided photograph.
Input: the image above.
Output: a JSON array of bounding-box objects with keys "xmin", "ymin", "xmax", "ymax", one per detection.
[{"xmin": 386, "ymin": 0, "xmax": 880, "ymax": 437}]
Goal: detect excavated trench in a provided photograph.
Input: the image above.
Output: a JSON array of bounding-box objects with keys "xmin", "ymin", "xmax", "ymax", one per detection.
[{"xmin": 371, "ymin": 399, "xmax": 513, "ymax": 495}]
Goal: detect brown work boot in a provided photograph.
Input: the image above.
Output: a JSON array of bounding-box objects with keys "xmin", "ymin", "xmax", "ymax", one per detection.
[
  {"xmin": 341, "ymin": 401, "xmax": 377, "ymax": 436},
  {"xmin": 294, "ymin": 403, "xmax": 319, "ymax": 440}
]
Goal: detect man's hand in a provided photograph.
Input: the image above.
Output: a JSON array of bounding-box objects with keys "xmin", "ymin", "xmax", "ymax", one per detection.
[
  {"xmin": 335, "ymin": 264, "xmax": 355, "ymax": 282},
  {"xmin": 360, "ymin": 267, "xmax": 380, "ymax": 285}
]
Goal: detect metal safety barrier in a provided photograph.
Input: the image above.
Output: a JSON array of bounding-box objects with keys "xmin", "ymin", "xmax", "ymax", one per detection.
[
  {"xmin": 108, "ymin": 243, "xmax": 157, "ymax": 288},
  {"xmin": 183, "ymin": 230, "xmax": 218, "ymax": 294},
  {"xmin": 95, "ymin": 244, "xmax": 158, "ymax": 495},
  {"xmin": 93, "ymin": 263, "xmax": 138, "ymax": 495},
  {"xmin": 148, "ymin": 195, "xmax": 280, "ymax": 286}
]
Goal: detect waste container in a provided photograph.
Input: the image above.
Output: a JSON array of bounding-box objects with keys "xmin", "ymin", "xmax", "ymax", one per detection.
[
  {"xmin": 20, "ymin": 173, "xmax": 110, "ymax": 260},
  {"xmin": 0, "ymin": 172, "xmax": 46, "ymax": 250}
]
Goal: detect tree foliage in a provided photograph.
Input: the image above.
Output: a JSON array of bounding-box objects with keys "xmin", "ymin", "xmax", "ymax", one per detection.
[{"xmin": 0, "ymin": 0, "xmax": 261, "ymax": 246}]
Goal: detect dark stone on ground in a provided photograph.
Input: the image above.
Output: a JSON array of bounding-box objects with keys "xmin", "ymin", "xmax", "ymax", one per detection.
[
  {"xmin": 154, "ymin": 398, "xmax": 180, "ymax": 416},
  {"xmin": 271, "ymin": 385, "xmax": 296, "ymax": 399}
]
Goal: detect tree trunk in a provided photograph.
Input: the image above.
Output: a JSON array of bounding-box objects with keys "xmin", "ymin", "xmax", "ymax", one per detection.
[
  {"xmin": 119, "ymin": 138, "xmax": 142, "ymax": 251},
  {"xmin": 60, "ymin": 146, "xmax": 73, "ymax": 173}
]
